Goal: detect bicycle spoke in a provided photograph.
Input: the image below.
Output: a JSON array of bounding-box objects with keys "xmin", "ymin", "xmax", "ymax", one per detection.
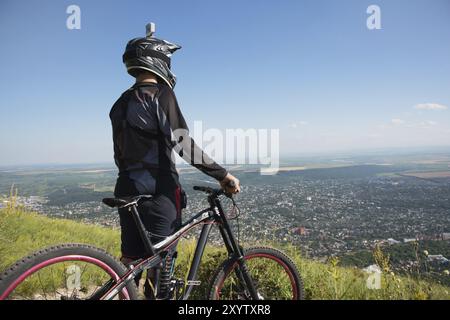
[
  {"xmin": 63, "ymin": 262, "xmax": 69, "ymax": 298},
  {"xmin": 50, "ymin": 267, "xmax": 59, "ymax": 299},
  {"xmin": 37, "ymin": 273, "xmax": 48, "ymax": 300},
  {"xmin": 78, "ymin": 263, "xmax": 89, "ymax": 295}
]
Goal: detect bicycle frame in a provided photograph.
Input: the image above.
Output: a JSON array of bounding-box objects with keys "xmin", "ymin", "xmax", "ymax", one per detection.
[{"xmin": 99, "ymin": 191, "xmax": 259, "ymax": 300}]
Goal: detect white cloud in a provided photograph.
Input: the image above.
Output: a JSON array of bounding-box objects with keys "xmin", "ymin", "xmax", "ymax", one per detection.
[
  {"xmin": 417, "ymin": 120, "xmax": 438, "ymax": 128},
  {"xmin": 389, "ymin": 119, "xmax": 438, "ymax": 129},
  {"xmin": 390, "ymin": 119, "xmax": 405, "ymax": 125},
  {"xmin": 414, "ymin": 103, "xmax": 448, "ymax": 110},
  {"xmin": 288, "ymin": 121, "xmax": 309, "ymax": 128}
]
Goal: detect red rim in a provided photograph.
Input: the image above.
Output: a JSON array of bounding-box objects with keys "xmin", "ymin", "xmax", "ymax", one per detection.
[
  {"xmin": 214, "ymin": 253, "xmax": 298, "ymax": 300},
  {"xmin": 0, "ymin": 255, "xmax": 130, "ymax": 300}
]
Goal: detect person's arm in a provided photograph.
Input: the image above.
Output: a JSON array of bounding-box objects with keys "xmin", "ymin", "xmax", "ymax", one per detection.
[{"xmin": 157, "ymin": 86, "xmax": 240, "ymax": 192}]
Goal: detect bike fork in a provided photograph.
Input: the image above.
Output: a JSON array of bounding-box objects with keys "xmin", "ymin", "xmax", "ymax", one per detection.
[{"xmin": 215, "ymin": 202, "xmax": 260, "ymax": 300}]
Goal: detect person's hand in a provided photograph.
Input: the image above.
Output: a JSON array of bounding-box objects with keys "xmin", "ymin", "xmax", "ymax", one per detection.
[{"xmin": 220, "ymin": 173, "xmax": 241, "ymax": 194}]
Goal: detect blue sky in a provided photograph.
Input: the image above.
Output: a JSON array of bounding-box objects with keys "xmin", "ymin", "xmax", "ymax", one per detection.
[{"xmin": 0, "ymin": 0, "xmax": 449, "ymax": 165}]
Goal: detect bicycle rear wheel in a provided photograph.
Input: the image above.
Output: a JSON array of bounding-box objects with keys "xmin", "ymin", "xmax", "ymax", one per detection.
[
  {"xmin": 209, "ymin": 247, "xmax": 304, "ymax": 300},
  {"xmin": 0, "ymin": 243, "xmax": 138, "ymax": 300}
]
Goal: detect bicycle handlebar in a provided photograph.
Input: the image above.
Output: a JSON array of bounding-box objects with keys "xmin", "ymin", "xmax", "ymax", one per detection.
[{"xmin": 193, "ymin": 181, "xmax": 236, "ymax": 198}]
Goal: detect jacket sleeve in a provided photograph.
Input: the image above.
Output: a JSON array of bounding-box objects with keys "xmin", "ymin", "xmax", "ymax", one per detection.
[{"xmin": 157, "ymin": 85, "xmax": 228, "ymax": 181}]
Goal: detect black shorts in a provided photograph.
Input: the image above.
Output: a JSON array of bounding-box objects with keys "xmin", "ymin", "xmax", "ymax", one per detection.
[{"xmin": 118, "ymin": 187, "xmax": 183, "ymax": 258}]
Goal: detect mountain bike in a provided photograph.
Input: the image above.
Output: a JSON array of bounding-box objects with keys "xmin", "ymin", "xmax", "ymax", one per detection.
[{"xmin": 0, "ymin": 184, "xmax": 304, "ymax": 300}]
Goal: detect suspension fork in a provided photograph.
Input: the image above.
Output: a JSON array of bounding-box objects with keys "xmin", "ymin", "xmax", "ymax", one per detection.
[{"xmin": 214, "ymin": 199, "xmax": 260, "ymax": 300}]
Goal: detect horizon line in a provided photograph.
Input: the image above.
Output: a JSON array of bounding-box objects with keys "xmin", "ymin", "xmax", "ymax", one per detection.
[{"xmin": 1, "ymin": 145, "xmax": 450, "ymax": 169}]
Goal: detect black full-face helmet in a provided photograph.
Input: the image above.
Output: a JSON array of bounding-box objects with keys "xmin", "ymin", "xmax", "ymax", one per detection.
[{"xmin": 123, "ymin": 24, "xmax": 181, "ymax": 88}]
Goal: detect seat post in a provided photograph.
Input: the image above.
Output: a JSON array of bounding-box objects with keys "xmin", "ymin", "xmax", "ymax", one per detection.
[{"xmin": 129, "ymin": 205, "xmax": 155, "ymax": 256}]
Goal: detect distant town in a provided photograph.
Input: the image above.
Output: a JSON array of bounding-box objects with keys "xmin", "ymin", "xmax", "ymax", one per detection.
[{"xmin": 1, "ymin": 152, "xmax": 449, "ymax": 284}]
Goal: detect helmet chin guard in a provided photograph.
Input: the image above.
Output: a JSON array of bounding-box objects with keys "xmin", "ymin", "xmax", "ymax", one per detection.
[{"xmin": 123, "ymin": 22, "xmax": 181, "ymax": 88}]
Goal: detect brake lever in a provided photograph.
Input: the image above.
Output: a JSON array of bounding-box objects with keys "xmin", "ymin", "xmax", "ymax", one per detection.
[
  {"xmin": 223, "ymin": 191, "xmax": 234, "ymax": 199},
  {"xmin": 223, "ymin": 180, "xmax": 238, "ymax": 198}
]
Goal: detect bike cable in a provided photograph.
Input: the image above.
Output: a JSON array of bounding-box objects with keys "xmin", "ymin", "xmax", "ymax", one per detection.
[{"xmin": 229, "ymin": 197, "xmax": 241, "ymax": 246}]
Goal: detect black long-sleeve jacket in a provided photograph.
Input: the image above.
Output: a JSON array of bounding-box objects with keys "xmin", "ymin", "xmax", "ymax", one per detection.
[{"xmin": 109, "ymin": 82, "xmax": 227, "ymax": 197}]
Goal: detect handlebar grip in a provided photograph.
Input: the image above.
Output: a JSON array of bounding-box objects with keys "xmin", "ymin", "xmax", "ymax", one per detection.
[{"xmin": 193, "ymin": 185, "xmax": 213, "ymax": 193}]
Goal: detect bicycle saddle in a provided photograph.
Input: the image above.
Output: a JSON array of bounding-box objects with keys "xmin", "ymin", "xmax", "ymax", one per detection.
[{"xmin": 102, "ymin": 195, "xmax": 153, "ymax": 208}]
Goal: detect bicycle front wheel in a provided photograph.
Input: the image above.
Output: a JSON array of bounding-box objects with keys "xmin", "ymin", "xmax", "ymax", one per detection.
[
  {"xmin": 209, "ymin": 247, "xmax": 304, "ymax": 300},
  {"xmin": 0, "ymin": 243, "xmax": 138, "ymax": 300}
]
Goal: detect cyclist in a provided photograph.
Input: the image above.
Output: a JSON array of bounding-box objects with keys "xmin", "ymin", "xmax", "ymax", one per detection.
[{"xmin": 109, "ymin": 26, "xmax": 240, "ymax": 298}]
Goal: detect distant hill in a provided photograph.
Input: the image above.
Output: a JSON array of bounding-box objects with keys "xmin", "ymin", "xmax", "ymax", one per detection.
[{"xmin": 0, "ymin": 206, "xmax": 449, "ymax": 300}]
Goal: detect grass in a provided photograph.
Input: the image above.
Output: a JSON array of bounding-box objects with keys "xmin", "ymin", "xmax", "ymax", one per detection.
[{"xmin": 0, "ymin": 205, "xmax": 449, "ymax": 300}]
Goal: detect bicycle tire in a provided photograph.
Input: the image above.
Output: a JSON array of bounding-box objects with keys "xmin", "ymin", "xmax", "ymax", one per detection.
[
  {"xmin": 208, "ymin": 246, "xmax": 305, "ymax": 300},
  {"xmin": 0, "ymin": 243, "xmax": 139, "ymax": 300}
]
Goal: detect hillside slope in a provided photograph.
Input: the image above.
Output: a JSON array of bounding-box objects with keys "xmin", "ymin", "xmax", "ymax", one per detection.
[{"xmin": 0, "ymin": 206, "xmax": 448, "ymax": 300}]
